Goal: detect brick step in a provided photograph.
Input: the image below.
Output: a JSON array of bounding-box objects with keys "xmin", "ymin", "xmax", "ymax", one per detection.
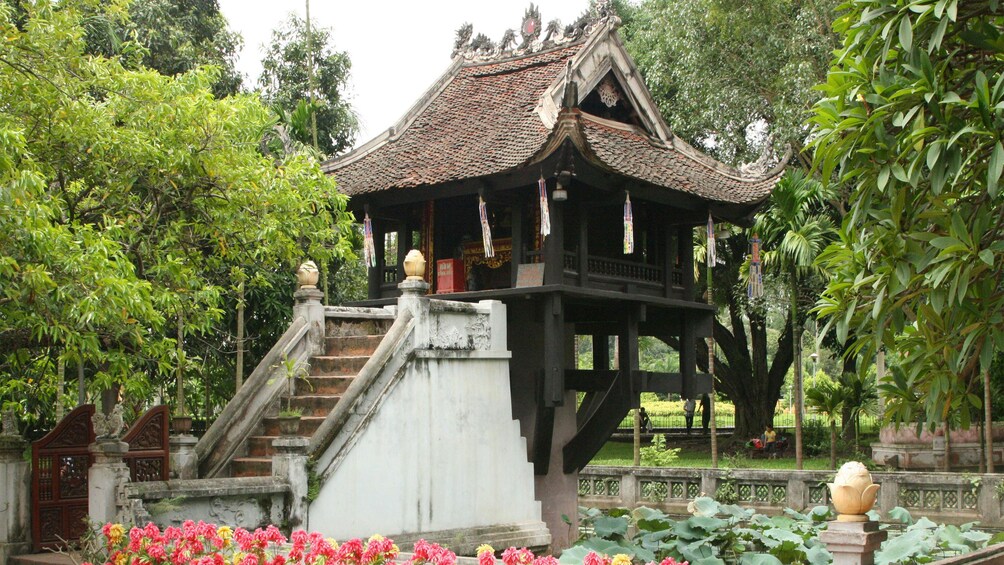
[
  {"xmin": 310, "ymin": 356, "xmax": 368, "ymax": 375},
  {"xmin": 325, "ymin": 334, "xmax": 385, "ymax": 357},
  {"xmin": 247, "ymin": 435, "xmax": 278, "ymax": 457},
  {"xmin": 262, "ymin": 416, "xmax": 324, "ymax": 437},
  {"xmin": 285, "ymin": 394, "xmax": 341, "ymax": 416},
  {"xmin": 325, "ymin": 318, "xmax": 393, "ymax": 337},
  {"xmin": 304, "ymin": 375, "xmax": 354, "ymax": 395},
  {"xmin": 231, "ymin": 457, "xmax": 271, "ymax": 477}
]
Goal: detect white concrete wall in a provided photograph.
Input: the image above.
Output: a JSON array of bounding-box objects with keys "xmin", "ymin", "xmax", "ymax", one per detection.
[{"xmin": 308, "ymin": 311, "xmax": 542, "ymax": 539}]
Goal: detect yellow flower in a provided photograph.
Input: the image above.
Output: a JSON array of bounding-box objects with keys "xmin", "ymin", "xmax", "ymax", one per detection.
[
  {"xmin": 476, "ymin": 545, "xmax": 495, "ymax": 557},
  {"xmin": 368, "ymin": 534, "xmax": 385, "ymax": 543},
  {"xmin": 232, "ymin": 552, "xmax": 245, "ymax": 565},
  {"xmin": 108, "ymin": 524, "xmax": 125, "ymax": 544},
  {"xmin": 218, "ymin": 526, "xmax": 233, "ymax": 547},
  {"xmin": 114, "ymin": 553, "xmax": 127, "ymax": 565},
  {"xmin": 326, "ymin": 538, "xmax": 339, "ymax": 550},
  {"xmin": 611, "ymin": 554, "xmax": 632, "ymax": 565}
]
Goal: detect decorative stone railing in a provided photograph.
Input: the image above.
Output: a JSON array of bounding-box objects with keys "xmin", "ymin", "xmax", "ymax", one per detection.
[
  {"xmin": 580, "ymin": 466, "xmax": 1004, "ymax": 528},
  {"xmin": 121, "ymin": 477, "xmax": 288, "ymax": 529}
]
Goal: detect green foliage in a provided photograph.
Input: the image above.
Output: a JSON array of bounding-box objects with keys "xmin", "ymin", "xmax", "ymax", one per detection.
[
  {"xmin": 622, "ymin": 0, "xmax": 841, "ymax": 165},
  {"xmin": 0, "ymin": 0, "xmax": 354, "ymax": 428},
  {"xmin": 82, "ymin": 0, "xmax": 243, "ymax": 97},
  {"xmin": 259, "ymin": 14, "xmax": 357, "ymax": 156},
  {"xmin": 572, "ymin": 503, "xmax": 993, "ymax": 565},
  {"xmin": 570, "ymin": 500, "xmax": 833, "ymax": 565},
  {"xmin": 639, "ymin": 433, "xmax": 681, "ymax": 467},
  {"xmin": 811, "ymin": 1, "xmax": 1004, "ymax": 431}
]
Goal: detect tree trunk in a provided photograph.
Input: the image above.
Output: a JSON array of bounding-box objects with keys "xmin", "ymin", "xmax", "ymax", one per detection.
[
  {"xmin": 633, "ymin": 409, "xmax": 641, "ymax": 466},
  {"xmin": 791, "ymin": 268, "xmax": 804, "ymax": 470},
  {"xmin": 830, "ymin": 420, "xmax": 837, "ymax": 470},
  {"xmin": 236, "ymin": 282, "xmax": 245, "ymax": 391},
  {"xmin": 944, "ymin": 420, "xmax": 952, "ymax": 472},
  {"xmin": 985, "ymin": 366, "xmax": 995, "ymax": 473}
]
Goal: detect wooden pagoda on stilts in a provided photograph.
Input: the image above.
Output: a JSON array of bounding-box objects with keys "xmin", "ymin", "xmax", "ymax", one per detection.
[{"xmin": 323, "ymin": 4, "xmax": 783, "ymax": 549}]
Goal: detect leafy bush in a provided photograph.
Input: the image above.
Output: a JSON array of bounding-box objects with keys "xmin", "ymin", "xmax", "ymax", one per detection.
[{"xmin": 640, "ymin": 434, "xmax": 681, "ymax": 467}]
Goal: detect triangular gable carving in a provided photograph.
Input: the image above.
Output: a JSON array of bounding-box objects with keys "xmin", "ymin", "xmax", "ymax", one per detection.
[{"xmin": 535, "ymin": 20, "xmax": 672, "ymax": 141}]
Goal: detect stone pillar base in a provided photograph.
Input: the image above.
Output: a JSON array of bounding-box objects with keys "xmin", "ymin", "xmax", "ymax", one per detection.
[
  {"xmin": 89, "ymin": 440, "xmax": 131, "ymax": 526},
  {"xmin": 272, "ymin": 437, "xmax": 309, "ymax": 530},
  {"xmin": 0, "ymin": 433, "xmax": 30, "ymax": 562},
  {"xmin": 819, "ymin": 520, "xmax": 887, "ymax": 565},
  {"xmin": 169, "ymin": 434, "xmax": 198, "ymax": 479}
]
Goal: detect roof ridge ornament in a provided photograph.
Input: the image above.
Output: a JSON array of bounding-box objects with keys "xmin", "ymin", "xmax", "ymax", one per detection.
[{"xmin": 451, "ymin": 2, "xmax": 620, "ymax": 63}]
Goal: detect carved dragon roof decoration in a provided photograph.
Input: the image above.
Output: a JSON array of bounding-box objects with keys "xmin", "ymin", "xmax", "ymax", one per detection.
[{"xmin": 452, "ymin": 0, "xmax": 620, "ymax": 64}]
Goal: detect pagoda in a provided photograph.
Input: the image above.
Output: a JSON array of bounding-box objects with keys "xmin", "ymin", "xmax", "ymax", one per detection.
[{"xmin": 323, "ymin": 3, "xmax": 783, "ymax": 545}]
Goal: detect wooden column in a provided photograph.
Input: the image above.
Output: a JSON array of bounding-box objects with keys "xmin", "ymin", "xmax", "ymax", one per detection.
[
  {"xmin": 511, "ymin": 197, "xmax": 524, "ymax": 287},
  {"xmin": 578, "ymin": 202, "xmax": 589, "ymax": 287},
  {"xmin": 369, "ymin": 218, "xmax": 386, "ymax": 300},
  {"xmin": 544, "ymin": 199, "xmax": 564, "ymax": 285},
  {"xmin": 620, "ymin": 306, "xmax": 641, "ymax": 409},
  {"xmin": 543, "ymin": 294, "xmax": 565, "ymax": 406},
  {"xmin": 680, "ymin": 226, "xmax": 695, "ymax": 300},
  {"xmin": 592, "ymin": 334, "xmax": 608, "ymax": 370},
  {"xmin": 396, "ymin": 224, "xmax": 407, "ymax": 282},
  {"xmin": 680, "ymin": 311, "xmax": 696, "ymax": 399},
  {"xmin": 663, "ymin": 226, "xmax": 676, "ymax": 298}
]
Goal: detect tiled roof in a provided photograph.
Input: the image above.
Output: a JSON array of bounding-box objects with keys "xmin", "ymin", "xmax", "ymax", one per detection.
[
  {"xmin": 326, "ymin": 45, "xmax": 581, "ymax": 196},
  {"xmin": 578, "ymin": 116, "xmax": 777, "ymax": 205},
  {"xmin": 324, "ymin": 38, "xmax": 781, "ymax": 207}
]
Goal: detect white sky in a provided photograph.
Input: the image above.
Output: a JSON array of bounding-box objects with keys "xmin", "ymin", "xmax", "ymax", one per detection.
[{"xmin": 217, "ymin": 0, "xmax": 591, "ymax": 148}]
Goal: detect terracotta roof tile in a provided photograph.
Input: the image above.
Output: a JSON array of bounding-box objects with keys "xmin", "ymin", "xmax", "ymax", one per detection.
[
  {"xmin": 328, "ymin": 46, "xmax": 581, "ymax": 196},
  {"xmin": 578, "ymin": 117, "xmax": 777, "ymax": 205}
]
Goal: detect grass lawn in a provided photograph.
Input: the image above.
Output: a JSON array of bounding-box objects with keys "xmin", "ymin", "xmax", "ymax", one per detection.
[{"xmin": 590, "ymin": 438, "xmax": 835, "ymax": 470}]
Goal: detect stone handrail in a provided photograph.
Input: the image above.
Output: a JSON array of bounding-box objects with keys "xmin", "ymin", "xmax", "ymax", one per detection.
[
  {"xmin": 308, "ymin": 307, "xmax": 415, "ymax": 466},
  {"xmin": 196, "ymin": 315, "xmax": 314, "ymax": 478},
  {"xmin": 121, "ymin": 476, "xmax": 289, "ymax": 528},
  {"xmin": 580, "ymin": 466, "xmax": 1004, "ymax": 529}
]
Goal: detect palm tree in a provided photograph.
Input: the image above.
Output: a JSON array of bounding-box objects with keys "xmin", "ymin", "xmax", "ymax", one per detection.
[
  {"xmin": 753, "ymin": 170, "xmax": 835, "ymax": 470},
  {"xmin": 804, "ymin": 378, "xmax": 845, "ymax": 469},
  {"xmin": 838, "ymin": 370, "xmax": 878, "ymax": 453}
]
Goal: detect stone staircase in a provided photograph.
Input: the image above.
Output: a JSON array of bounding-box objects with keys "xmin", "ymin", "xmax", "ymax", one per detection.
[{"xmin": 230, "ymin": 314, "xmax": 392, "ymax": 477}]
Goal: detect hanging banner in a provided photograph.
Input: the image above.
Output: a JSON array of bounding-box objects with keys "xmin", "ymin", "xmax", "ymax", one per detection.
[
  {"xmin": 623, "ymin": 192, "xmax": 634, "ymax": 254},
  {"xmin": 706, "ymin": 212, "xmax": 716, "ymax": 266},
  {"xmin": 479, "ymin": 196, "xmax": 495, "ymax": 258},
  {"xmin": 538, "ymin": 177, "xmax": 551, "ymax": 240},
  {"xmin": 748, "ymin": 234, "xmax": 764, "ymax": 300},
  {"xmin": 363, "ymin": 213, "xmax": 377, "ymax": 268}
]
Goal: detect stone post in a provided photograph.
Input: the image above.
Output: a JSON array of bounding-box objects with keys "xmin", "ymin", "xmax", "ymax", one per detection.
[
  {"xmin": 169, "ymin": 433, "xmax": 198, "ymax": 479},
  {"xmin": 89, "ymin": 439, "xmax": 130, "ymax": 526},
  {"xmin": 398, "ymin": 259, "xmax": 431, "ymax": 347},
  {"xmin": 272, "ymin": 436, "xmax": 310, "ymax": 529},
  {"xmin": 0, "ymin": 414, "xmax": 30, "ymax": 564},
  {"xmin": 819, "ymin": 522, "xmax": 887, "ymax": 565},
  {"xmin": 821, "ymin": 461, "xmax": 886, "ymax": 565},
  {"xmin": 294, "ymin": 261, "xmax": 326, "ymax": 355}
]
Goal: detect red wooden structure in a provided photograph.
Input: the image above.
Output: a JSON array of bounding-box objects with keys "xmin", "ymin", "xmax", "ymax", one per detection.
[
  {"xmin": 122, "ymin": 405, "xmax": 170, "ymax": 482},
  {"xmin": 31, "ymin": 404, "xmax": 171, "ymax": 550},
  {"xmin": 31, "ymin": 404, "xmax": 95, "ymax": 551}
]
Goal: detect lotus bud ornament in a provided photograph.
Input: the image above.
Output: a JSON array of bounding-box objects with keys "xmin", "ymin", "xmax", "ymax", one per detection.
[
  {"xmin": 827, "ymin": 461, "xmax": 880, "ymax": 521},
  {"xmin": 297, "ymin": 261, "xmax": 320, "ymax": 289},
  {"xmin": 403, "ymin": 249, "xmax": 427, "ymax": 281}
]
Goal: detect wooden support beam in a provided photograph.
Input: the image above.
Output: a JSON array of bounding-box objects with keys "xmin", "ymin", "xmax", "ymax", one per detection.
[
  {"xmin": 544, "ymin": 195, "xmax": 564, "ymax": 285},
  {"xmin": 680, "ymin": 310, "xmax": 697, "ymax": 400},
  {"xmin": 562, "ymin": 366, "xmax": 631, "ymax": 473},
  {"xmin": 543, "ymin": 294, "xmax": 565, "ymax": 406},
  {"xmin": 578, "ymin": 201, "xmax": 589, "ymax": 287},
  {"xmin": 680, "ymin": 226, "xmax": 695, "ymax": 300},
  {"xmin": 621, "ymin": 305, "xmax": 641, "ymax": 409},
  {"xmin": 565, "ymin": 369, "xmax": 619, "ymax": 391},
  {"xmin": 511, "ymin": 196, "xmax": 523, "ymax": 287},
  {"xmin": 368, "ymin": 212, "xmax": 383, "ymax": 300},
  {"xmin": 592, "ymin": 334, "xmax": 609, "ymax": 370}
]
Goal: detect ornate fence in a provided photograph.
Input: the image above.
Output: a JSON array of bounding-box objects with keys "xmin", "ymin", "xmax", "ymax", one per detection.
[{"xmin": 579, "ymin": 466, "xmax": 1004, "ymax": 529}]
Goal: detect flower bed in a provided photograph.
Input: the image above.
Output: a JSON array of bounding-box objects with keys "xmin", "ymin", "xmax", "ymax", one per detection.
[{"xmin": 87, "ymin": 521, "xmax": 686, "ymax": 565}]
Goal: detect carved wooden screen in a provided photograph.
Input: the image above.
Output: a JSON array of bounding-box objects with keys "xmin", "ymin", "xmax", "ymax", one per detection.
[
  {"xmin": 31, "ymin": 403, "xmax": 95, "ymax": 551},
  {"xmin": 122, "ymin": 405, "xmax": 170, "ymax": 482}
]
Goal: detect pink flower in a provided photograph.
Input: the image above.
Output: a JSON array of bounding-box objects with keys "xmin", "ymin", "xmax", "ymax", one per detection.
[
  {"xmin": 501, "ymin": 548, "xmax": 534, "ymax": 565},
  {"xmin": 583, "ymin": 552, "xmax": 607, "ymax": 565},
  {"xmin": 532, "ymin": 557, "xmax": 558, "ymax": 565}
]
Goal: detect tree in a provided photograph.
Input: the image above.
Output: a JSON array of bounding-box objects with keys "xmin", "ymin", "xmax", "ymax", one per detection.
[
  {"xmin": 753, "ymin": 170, "xmax": 836, "ymax": 468},
  {"xmin": 811, "ymin": 0, "xmax": 1004, "ymax": 474},
  {"xmin": 620, "ymin": 0, "xmax": 844, "ymax": 444},
  {"xmin": 259, "ymin": 14, "xmax": 357, "ymax": 156},
  {"xmin": 82, "ymin": 0, "xmax": 243, "ymax": 97},
  {"xmin": 0, "ymin": 0, "xmax": 354, "ymax": 429},
  {"xmin": 621, "ymin": 0, "xmax": 841, "ymax": 166},
  {"xmin": 804, "ymin": 377, "xmax": 844, "ymax": 469}
]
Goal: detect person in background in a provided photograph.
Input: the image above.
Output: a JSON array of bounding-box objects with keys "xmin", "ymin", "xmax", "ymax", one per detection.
[
  {"xmin": 764, "ymin": 425, "xmax": 778, "ymax": 456},
  {"xmin": 700, "ymin": 393, "xmax": 711, "ymax": 433},
  {"xmin": 639, "ymin": 407, "xmax": 653, "ymax": 433},
  {"xmin": 683, "ymin": 397, "xmax": 695, "ymax": 434}
]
